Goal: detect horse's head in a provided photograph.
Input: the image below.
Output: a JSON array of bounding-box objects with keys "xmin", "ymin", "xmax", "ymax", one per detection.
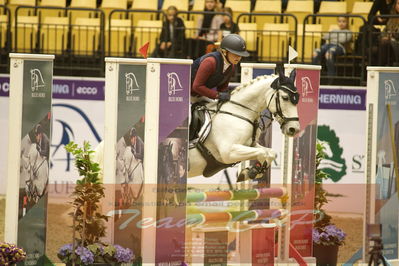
[{"xmin": 268, "ymin": 68, "xmax": 300, "ymax": 137}]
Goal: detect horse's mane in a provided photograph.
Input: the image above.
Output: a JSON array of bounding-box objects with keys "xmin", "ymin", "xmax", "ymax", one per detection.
[{"xmin": 231, "ymin": 74, "xmax": 276, "ymax": 95}]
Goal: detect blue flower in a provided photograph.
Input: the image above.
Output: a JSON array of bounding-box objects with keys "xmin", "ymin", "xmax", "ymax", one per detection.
[
  {"xmin": 114, "ymin": 244, "xmax": 134, "ymax": 263},
  {"xmin": 75, "ymin": 246, "xmax": 95, "ymax": 265}
]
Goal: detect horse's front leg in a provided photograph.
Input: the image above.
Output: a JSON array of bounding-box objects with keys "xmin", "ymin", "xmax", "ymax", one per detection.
[{"xmin": 219, "ymin": 143, "xmax": 276, "ymax": 165}]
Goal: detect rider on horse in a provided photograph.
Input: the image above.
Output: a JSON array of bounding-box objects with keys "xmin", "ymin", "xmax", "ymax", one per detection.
[{"xmin": 189, "ymin": 34, "xmax": 268, "ymax": 180}]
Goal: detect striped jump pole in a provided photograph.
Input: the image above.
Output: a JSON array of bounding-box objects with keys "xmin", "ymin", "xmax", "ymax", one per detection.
[
  {"xmin": 187, "ymin": 187, "xmax": 286, "ymax": 202},
  {"xmin": 187, "ymin": 209, "xmax": 286, "ymax": 225}
]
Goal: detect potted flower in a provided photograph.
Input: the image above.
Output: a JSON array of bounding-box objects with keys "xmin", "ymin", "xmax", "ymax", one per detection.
[
  {"xmin": 312, "ymin": 142, "xmax": 346, "ymax": 265},
  {"xmin": 57, "ymin": 141, "xmax": 134, "ymax": 265},
  {"xmin": 0, "ymin": 242, "xmax": 26, "ymax": 265}
]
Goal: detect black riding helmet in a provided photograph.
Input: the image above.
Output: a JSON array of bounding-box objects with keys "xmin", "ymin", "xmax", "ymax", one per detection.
[{"xmin": 220, "ymin": 34, "xmax": 250, "ymax": 57}]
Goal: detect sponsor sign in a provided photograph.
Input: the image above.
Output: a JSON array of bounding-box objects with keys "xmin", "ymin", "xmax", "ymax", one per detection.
[
  {"xmin": 18, "ymin": 59, "xmax": 53, "ymax": 265},
  {"xmin": 289, "ymin": 68, "xmax": 320, "ymax": 257},
  {"xmin": 156, "ymin": 63, "xmax": 190, "ymax": 264},
  {"xmin": 374, "ymin": 72, "xmax": 399, "ymax": 259}
]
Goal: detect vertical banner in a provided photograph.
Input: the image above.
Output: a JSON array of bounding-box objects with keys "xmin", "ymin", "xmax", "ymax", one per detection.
[
  {"xmin": 142, "ymin": 58, "xmax": 192, "ymax": 264},
  {"xmin": 156, "ymin": 62, "xmax": 190, "ymax": 264},
  {"xmin": 252, "ymin": 227, "xmax": 275, "ymax": 265},
  {"xmin": 5, "ymin": 53, "xmax": 54, "ymax": 265},
  {"xmin": 278, "ymin": 64, "xmax": 320, "ymax": 260},
  {"xmin": 364, "ymin": 67, "xmax": 399, "ymax": 261},
  {"xmin": 103, "ymin": 58, "xmax": 147, "ymax": 258}
]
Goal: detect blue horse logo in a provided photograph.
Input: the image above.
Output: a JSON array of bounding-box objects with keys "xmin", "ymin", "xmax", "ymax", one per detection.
[{"xmin": 51, "ymin": 103, "xmax": 102, "ymax": 171}]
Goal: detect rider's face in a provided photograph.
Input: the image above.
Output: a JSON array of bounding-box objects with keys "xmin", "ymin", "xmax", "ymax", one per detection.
[
  {"xmin": 131, "ymin": 136, "xmax": 136, "ymax": 145},
  {"xmin": 227, "ymin": 52, "xmax": 242, "ymax": 64}
]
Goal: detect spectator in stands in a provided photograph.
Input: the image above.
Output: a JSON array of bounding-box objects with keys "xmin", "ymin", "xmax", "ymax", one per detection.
[
  {"xmin": 153, "ymin": 6, "xmax": 186, "ymax": 58},
  {"xmin": 378, "ymin": 0, "xmax": 399, "ymax": 65},
  {"xmin": 368, "ymin": 0, "xmax": 394, "ymax": 25},
  {"xmin": 196, "ymin": 0, "xmax": 224, "ymax": 42},
  {"xmin": 218, "ymin": 7, "xmax": 240, "ymax": 42},
  {"xmin": 190, "ymin": 34, "xmax": 249, "ymax": 102},
  {"xmin": 355, "ymin": 0, "xmax": 393, "ymax": 56},
  {"xmin": 312, "ymin": 16, "xmax": 352, "ymax": 79}
]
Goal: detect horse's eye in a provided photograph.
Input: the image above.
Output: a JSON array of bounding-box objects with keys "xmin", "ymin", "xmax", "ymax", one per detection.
[{"xmin": 282, "ymin": 96, "xmax": 289, "ymax": 101}]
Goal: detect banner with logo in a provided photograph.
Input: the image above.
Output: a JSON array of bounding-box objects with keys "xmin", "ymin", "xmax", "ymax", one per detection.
[
  {"xmin": 289, "ymin": 66, "xmax": 320, "ymax": 257},
  {"xmin": 374, "ymin": 72, "xmax": 399, "ymax": 259},
  {"xmin": 156, "ymin": 63, "xmax": 190, "ymax": 264},
  {"xmin": 111, "ymin": 63, "xmax": 147, "ymax": 257},
  {"xmin": 4, "ymin": 55, "xmax": 54, "ymax": 265}
]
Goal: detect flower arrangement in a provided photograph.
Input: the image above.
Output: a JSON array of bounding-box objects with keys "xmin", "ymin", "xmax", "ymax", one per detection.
[
  {"xmin": 57, "ymin": 141, "xmax": 134, "ymax": 265},
  {"xmin": 0, "ymin": 242, "xmax": 26, "ymax": 265},
  {"xmin": 313, "ymin": 224, "xmax": 346, "ymax": 246},
  {"xmin": 313, "ymin": 141, "xmax": 346, "ymax": 246},
  {"xmin": 58, "ymin": 243, "xmax": 134, "ymax": 265}
]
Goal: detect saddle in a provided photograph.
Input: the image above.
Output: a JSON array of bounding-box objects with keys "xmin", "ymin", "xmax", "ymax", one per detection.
[{"xmin": 189, "ymin": 102, "xmax": 212, "ymax": 145}]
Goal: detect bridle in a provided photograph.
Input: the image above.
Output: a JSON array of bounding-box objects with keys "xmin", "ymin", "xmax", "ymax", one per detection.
[{"xmin": 266, "ymin": 82, "xmax": 300, "ymax": 129}]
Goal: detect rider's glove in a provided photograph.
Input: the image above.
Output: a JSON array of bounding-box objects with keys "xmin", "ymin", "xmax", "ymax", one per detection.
[{"xmin": 218, "ymin": 91, "xmax": 230, "ymax": 101}]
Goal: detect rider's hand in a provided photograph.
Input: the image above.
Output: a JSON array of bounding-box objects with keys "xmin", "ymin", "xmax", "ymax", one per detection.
[{"xmin": 218, "ymin": 91, "xmax": 230, "ymax": 101}]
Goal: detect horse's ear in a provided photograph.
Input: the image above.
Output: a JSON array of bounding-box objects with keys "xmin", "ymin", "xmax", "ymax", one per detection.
[
  {"xmin": 276, "ymin": 64, "xmax": 285, "ymax": 82},
  {"xmin": 289, "ymin": 69, "xmax": 296, "ymax": 82}
]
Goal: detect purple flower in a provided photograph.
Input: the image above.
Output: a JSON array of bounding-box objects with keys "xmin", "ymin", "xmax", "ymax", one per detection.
[
  {"xmin": 75, "ymin": 246, "xmax": 94, "ymax": 265},
  {"xmin": 58, "ymin": 244, "xmax": 73, "ymax": 256},
  {"xmin": 312, "ymin": 224, "xmax": 346, "ymax": 246},
  {"xmin": 114, "ymin": 244, "xmax": 134, "ymax": 263}
]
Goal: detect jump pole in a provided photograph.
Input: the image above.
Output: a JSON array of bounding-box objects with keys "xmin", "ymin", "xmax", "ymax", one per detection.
[
  {"xmin": 363, "ymin": 67, "xmax": 399, "ymax": 263},
  {"xmin": 5, "ymin": 53, "xmax": 54, "ymax": 265},
  {"xmin": 103, "ymin": 58, "xmax": 147, "ymax": 252},
  {"xmin": 143, "ymin": 58, "xmax": 192, "ymax": 264}
]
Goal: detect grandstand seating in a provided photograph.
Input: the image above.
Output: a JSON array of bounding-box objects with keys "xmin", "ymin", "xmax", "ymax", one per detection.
[
  {"xmin": 297, "ymin": 23, "xmax": 322, "ymax": 62},
  {"xmin": 225, "ymin": 0, "xmax": 251, "ymax": 22},
  {"xmin": 68, "ymin": 0, "xmax": 97, "ymax": 24},
  {"xmin": 134, "ymin": 19, "xmax": 162, "ymax": 57},
  {"xmin": 238, "ymin": 22, "xmax": 257, "ymax": 51},
  {"xmin": 130, "ymin": 0, "xmax": 158, "ymax": 28},
  {"xmin": 100, "ymin": 0, "xmax": 128, "ymax": 22},
  {"xmin": 14, "ymin": 15, "xmax": 39, "ymax": 52},
  {"xmin": 71, "ymin": 17, "xmax": 101, "ymax": 55},
  {"xmin": 350, "ymin": 1, "xmax": 372, "ymax": 33},
  {"xmin": 285, "ymin": 0, "xmax": 313, "ymax": 30},
  {"xmin": 106, "ymin": 18, "xmax": 131, "ymax": 56},
  {"xmin": 39, "ymin": 0, "xmax": 66, "ymax": 20},
  {"xmin": 0, "ymin": 14, "xmax": 8, "ymax": 49},
  {"xmin": 317, "ymin": 1, "xmax": 347, "ymax": 31},
  {"xmin": 8, "ymin": 0, "xmax": 35, "ymax": 21},
  {"xmin": 261, "ymin": 23, "xmax": 290, "ymax": 61},
  {"xmin": 253, "ymin": 0, "xmax": 282, "ymax": 30},
  {"xmin": 40, "ymin": 16, "xmax": 69, "ymax": 54}
]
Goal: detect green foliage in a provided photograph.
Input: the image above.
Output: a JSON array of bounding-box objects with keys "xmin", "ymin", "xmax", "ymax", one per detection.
[
  {"xmin": 65, "ymin": 141, "xmax": 108, "ymax": 247},
  {"xmin": 314, "ymin": 141, "xmax": 332, "ymax": 229}
]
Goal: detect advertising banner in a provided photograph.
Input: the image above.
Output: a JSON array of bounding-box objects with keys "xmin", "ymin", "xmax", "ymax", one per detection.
[
  {"xmin": 289, "ymin": 67, "xmax": 320, "ymax": 257},
  {"xmin": 112, "ymin": 63, "xmax": 147, "ymax": 257},
  {"xmin": 4, "ymin": 55, "xmax": 54, "ymax": 265},
  {"xmin": 156, "ymin": 63, "xmax": 190, "ymax": 264},
  {"xmin": 374, "ymin": 72, "xmax": 399, "ymax": 259}
]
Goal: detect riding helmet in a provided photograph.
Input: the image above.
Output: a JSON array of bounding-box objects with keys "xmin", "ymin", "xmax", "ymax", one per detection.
[{"xmin": 220, "ymin": 34, "xmax": 250, "ymax": 57}]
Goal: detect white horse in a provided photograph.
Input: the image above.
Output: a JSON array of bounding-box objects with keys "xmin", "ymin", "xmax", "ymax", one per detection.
[
  {"xmin": 25, "ymin": 143, "xmax": 49, "ymax": 203},
  {"xmin": 189, "ymin": 69, "xmax": 300, "ymax": 177}
]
